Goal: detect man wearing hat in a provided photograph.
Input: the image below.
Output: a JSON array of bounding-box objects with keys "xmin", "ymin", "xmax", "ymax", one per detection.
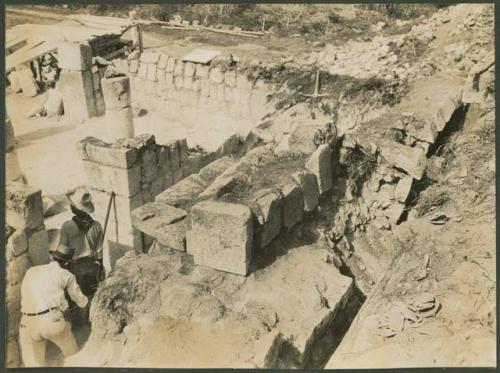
[
  {"xmin": 57, "ymin": 187, "xmax": 104, "ymax": 324},
  {"xmin": 19, "ymin": 245, "xmax": 88, "ymax": 367}
]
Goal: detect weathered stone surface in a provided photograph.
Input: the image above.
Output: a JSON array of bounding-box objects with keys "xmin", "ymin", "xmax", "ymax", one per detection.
[
  {"xmin": 102, "ymin": 76, "xmax": 131, "ymax": 110},
  {"xmin": 379, "ymin": 140, "xmax": 427, "ymax": 180},
  {"xmin": 158, "ymin": 54, "xmax": 169, "ymax": 69},
  {"xmin": 6, "ymin": 151, "xmax": 23, "ymax": 183},
  {"xmin": 146, "ymin": 63, "xmax": 158, "ymax": 82},
  {"xmin": 407, "ymin": 120, "xmax": 438, "ymax": 144},
  {"xmin": 383, "ymin": 202, "xmax": 406, "ymax": 224},
  {"xmin": 188, "ymin": 201, "xmax": 253, "ymax": 276},
  {"xmin": 155, "ymin": 174, "xmax": 209, "ymax": 208},
  {"xmin": 394, "ymin": 176, "xmax": 413, "ymax": 203},
  {"xmin": 139, "ymin": 51, "xmax": 160, "ymax": 64},
  {"xmin": 5, "ymin": 116, "xmax": 16, "ymax": 152},
  {"xmin": 6, "ymin": 229, "xmax": 28, "ymax": 258},
  {"xmin": 254, "ymin": 191, "xmax": 283, "ymax": 248},
  {"xmin": 209, "ymin": 67, "xmax": 225, "ymax": 84},
  {"xmin": 198, "ymin": 165, "xmax": 245, "ymax": 200},
  {"xmin": 58, "ymin": 69, "xmax": 96, "ymax": 120},
  {"xmin": 137, "ymin": 62, "xmax": 148, "ymax": 78},
  {"xmin": 141, "ymin": 148, "xmax": 158, "ymax": 184},
  {"xmin": 129, "ymin": 60, "xmax": 139, "ymax": 74},
  {"xmin": 184, "ymin": 62, "xmax": 196, "ymax": 77},
  {"xmin": 195, "ymin": 65, "xmax": 210, "ymax": 78},
  {"xmin": 165, "ymin": 57, "xmax": 176, "ymax": 73},
  {"xmin": 77, "ymin": 137, "xmax": 139, "ymax": 169},
  {"xmin": 155, "ymin": 219, "xmax": 188, "ymax": 252},
  {"xmin": 131, "ymin": 201, "xmax": 187, "ymax": 231},
  {"xmin": 218, "ymin": 134, "xmax": 243, "ymax": 157},
  {"xmin": 83, "ymin": 160, "xmax": 141, "ymax": 197},
  {"xmin": 167, "ymin": 140, "xmax": 181, "ymax": 171},
  {"xmin": 252, "ymin": 330, "xmax": 284, "ymax": 368},
  {"xmin": 178, "ymin": 139, "xmax": 189, "ymax": 165},
  {"xmin": 6, "ymin": 183, "xmax": 44, "ymax": 230},
  {"xmin": 292, "ymin": 171, "xmax": 319, "ymax": 212},
  {"xmin": 57, "ymin": 42, "xmax": 92, "ymax": 70},
  {"xmin": 28, "ymin": 228, "xmax": 50, "ymax": 265},
  {"xmin": 281, "ymin": 182, "xmax": 304, "ymax": 229},
  {"xmin": 305, "ymin": 144, "xmax": 333, "ymax": 194},
  {"xmin": 174, "ymin": 61, "xmax": 185, "ymax": 76},
  {"xmin": 199, "ymin": 156, "xmax": 238, "ymax": 183},
  {"xmin": 426, "ymin": 156, "xmax": 445, "ymax": 181},
  {"xmin": 224, "ymin": 70, "xmax": 237, "ymax": 87}
]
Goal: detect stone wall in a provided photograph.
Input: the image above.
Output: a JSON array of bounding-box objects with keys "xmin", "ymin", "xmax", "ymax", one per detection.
[
  {"xmin": 5, "ymin": 182, "xmax": 50, "ymax": 367},
  {"xmin": 112, "ymin": 51, "xmax": 273, "ymax": 123}
]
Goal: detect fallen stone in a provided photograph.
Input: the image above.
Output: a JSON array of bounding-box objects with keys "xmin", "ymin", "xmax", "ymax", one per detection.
[
  {"xmin": 292, "ymin": 170, "xmax": 319, "ymax": 212},
  {"xmin": 426, "ymin": 156, "xmax": 445, "ymax": 181},
  {"xmin": 131, "ymin": 201, "xmax": 187, "ymax": 231},
  {"xmin": 379, "ymin": 140, "xmax": 427, "ymax": 180},
  {"xmin": 252, "ymin": 330, "xmax": 284, "ymax": 368},
  {"xmin": 281, "ymin": 182, "xmax": 304, "ymax": 229},
  {"xmin": 155, "ymin": 174, "xmax": 209, "ymax": 208},
  {"xmin": 57, "ymin": 42, "xmax": 92, "ymax": 70},
  {"xmin": 6, "ymin": 183, "xmax": 44, "ymax": 230},
  {"xmin": 383, "ymin": 202, "xmax": 406, "ymax": 224},
  {"xmin": 254, "ymin": 191, "xmax": 283, "ymax": 248},
  {"xmin": 188, "ymin": 201, "xmax": 253, "ymax": 276},
  {"xmin": 28, "ymin": 228, "xmax": 50, "ymax": 265},
  {"xmin": 77, "ymin": 137, "xmax": 139, "ymax": 169},
  {"xmin": 394, "ymin": 176, "xmax": 413, "ymax": 203},
  {"xmin": 198, "ymin": 157, "xmax": 236, "ymax": 183},
  {"xmin": 305, "ymin": 144, "xmax": 333, "ymax": 195},
  {"xmin": 406, "ymin": 119, "xmax": 438, "ymax": 144},
  {"xmin": 83, "ymin": 160, "xmax": 141, "ymax": 197},
  {"xmin": 102, "ymin": 76, "xmax": 131, "ymax": 110}
]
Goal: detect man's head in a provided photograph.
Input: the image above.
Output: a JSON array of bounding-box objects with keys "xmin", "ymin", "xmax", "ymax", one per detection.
[
  {"xmin": 50, "ymin": 244, "xmax": 75, "ymax": 268},
  {"xmin": 66, "ymin": 186, "xmax": 95, "ymax": 216}
]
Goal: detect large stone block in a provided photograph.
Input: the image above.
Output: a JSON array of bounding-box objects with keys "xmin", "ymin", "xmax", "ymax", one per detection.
[
  {"xmin": 101, "ymin": 76, "xmax": 131, "ymax": 110},
  {"xmin": 58, "ymin": 69, "xmax": 97, "ymax": 120},
  {"xmin": 154, "ymin": 219, "xmax": 188, "ymax": 252},
  {"xmin": 281, "ymin": 182, "xmax": 304, "ymax": 229},
  {"xmin": 407, "ymin": 119, "xmax": 438, "ymax": 144},
  {"xmin": 198, "ymin": 168, "xmax": 244, "ymax": 200},
  {"xmin": 27, "ymin": 228, "xmax": 50, "ymax": 265},
  {"xmin": 139, "ymin": 51, "xmax": 160, "ymax": 64},
  {"xmin": 177, "ymin": 139, "xmax": 189, "ymax": 165},
  {"xmin": 188, "ymin": 201, "xmax": 253, "ymax": 276},
  {"xmin": 131, "ymin": 201, "xmax": 187, "ymax": 230},
  {"xmin": 292, "ymin": 171, "xmax": 319, "ymax": 213},
  {"xmin": 155, "ymin": 174, "xmax": 208, "ymax": 208},
  {"xmin": 5, "ymin": 116, "xmax": 16, "ymax": 152},
  {"xmin": 6, "ymin": 229, "xmax": 28, "ymax": 258},
  {"xmin": 6, "ymin": 183, "xmax": 44, "ymax": 230},
  {"xmin": 167, "ymin": 140, "xmax": 181, "ymax": 171},
  {"xmin": 174, "ymin": 61, "xmax": 185, "ymax": 76},
  {"xmin": 254, "ymin": 191, "xmax": 283, "ymax": 248},
  {"xmin": 57, "ymin": 42, "xmax": 92, "ymax": 71},
  {"xmin": 91, "ymin": 187, "xmax": 144, "ymax": 228},
  {"xmin": 83, "ymin": 160, "xmax": 141, "ymax": 197},
  {"xmin": 379, "ymin": 140, "xmax": 427, "ymax": 180},
  {"xmin": 184, "ymin": 62, "xmax": 196, "ymax": 77},
  {"xmin": 210, "ymin": 67, "xmax": 225, "ymax": 84},
  {"xmin": 137, "ymin": 62, "xmax": 148, "ymax": 79},
  {"xmin": 199, "ymin": 156, "xmax": 238, "ymax": 183},
  {"xmin": 165, "ymin": 57, "xmax": 176, "ymax": 73},
  {"xmin": 77, "ymin": 137, "xmax": 139, "ymax": 169},
  {"xmin": 305, "ymin": 144, "xmax": 333, "ymax": 195},
  {"xmin": 141, "ymin": 148, "xmax": 158, "ymax": 184}
]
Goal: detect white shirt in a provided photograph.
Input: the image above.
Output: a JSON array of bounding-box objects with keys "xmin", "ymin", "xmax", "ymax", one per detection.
[{"xmin": 21, "ymin": 261, "xmax": 88, "ymax": 313}]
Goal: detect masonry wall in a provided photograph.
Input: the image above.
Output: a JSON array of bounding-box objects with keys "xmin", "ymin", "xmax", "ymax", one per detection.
[{"xmin": 112, "ymin": 51, "xmax": 273, "ymax": 123}]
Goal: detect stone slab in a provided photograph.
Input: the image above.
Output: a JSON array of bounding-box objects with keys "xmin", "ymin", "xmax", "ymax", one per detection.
[
  {"xmin": 199, "ymin": 156, "xmax": 238, "ymax": 183},
  {"xmin": 83, "ymin": 160, "xmax": 141, "ymax": 197},
  {"xmin": 379, "ymin": 140, "xmax": 427, "ymax": 180},
  {"xmin": 6, "ymin": 183, "xmax": 44, "ymax": 230},
  {"xmin": 292, "ymin": 170, "xmax": 319, "ymax": 213},
  {"xmin": 254, "ymin": 191, "xmax": 283, "ymax": 248},
  {"xmin": 281, "ymin": 182, "xmax": 304, "ymax": 229},
  {"xmin": 305, "ymin": 144, "xmax": 333, "ymax": 195},
  {"xmin": 155, "ymin": 174, "xmax": 209, "ymax": 208},
  {"xmin": 131, "ymin": 201, "xmax": 187, "ymax": 232},
  {"xmin": 77, "ymin": 137, "xmax": 139, "ymax": 169}
]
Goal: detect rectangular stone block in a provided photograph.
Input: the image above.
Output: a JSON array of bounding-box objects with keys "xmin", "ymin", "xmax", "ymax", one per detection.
[
  {"xmin": 156, "ymin": 219, "xmax": 188, "ymax": 251},
  {"xmin": 177, "ymin": 139, "xmax": 189, "ymax": 165},
  {"xmin": 129, "ymin": 60, "xmax": 139, "ymax": 74},
  {"xmin": 167, "ymin": 140, "xmax": 181, "ymax": 170},
  {"xmin": 174, "ymin": 75, "xmax": 183, "ymax": 89},
  {"xmin": 151, "ymin": 176, "xmax": 165, "ymax": 198},
  {"xmin": 57, "ymin": 42, "xmax": 92, "ymax": 71},
  {"xmin": 200, "ymin": 79, "xmax": 210, "ymax": 97},
  {"xmin": 305, "ymin": 144, "xmax": 333, "ymax": 195},
  {"xmin": 27, "ymin": 228, "xmax": 50, "ymax": 265},
  {"xmin": 184, "ymin": 62, "xmax": 196, "ymax": 77},
  {"xmin": 131, "ymin": 201, "xmax": 186, "ymax": 229},
  {"xmin": 77, "ymin": 138, "xmax": 139, "ymax": 168},
  {"xmin": 183, "ymin": 76, "xmax": 193, "ymax": 90},
  {"xmin": 173, "ymin": 168, "xmax": 183, "ymax": 184},
  {"xmin": 165, "ymin": 57, "xmax": 176, "ymax": 73},
  {"xmin": 188, "ymin": 201, "xmax": 253, "ymax": 276},
  {"xmin": 158, "ymin": 54, "xmax": 169, "ymax": 69},
  {"xmin": 165, "ymin": 72, "xmax": 174, "ymax": 87},
  {"xmin": 254, "ymin": 191, "xmax": 283, "ymax": 248},
  {"xmin": 225, "ymin": 69, "xmax": 237, "ymax": 87},
  {"xmin": 292, "ymin": 170, "xmax": 319, "ymax": 213},
  {"xmin": 6, "ymin": 183, "xmax": 44, "ymax": 230},
  {"xmin": 155, "ymin": 174, "xmax": 208, "ymax": 208},
  {"xmin": 174, "ymin": 61, "xmax": 185, "ymax": 76},
  {"xmin": 157, "ymin": 69, "xmax": 166, "ymax": 83},
  {"xmin": 141, "ymin": 148, "xmax": 158, "ymax": 184},
  {"xmin": 209, "ymin": 67, "xmax": 225, "ymax": 84},
  {"xmin": 282, "ymin": 182, "xmax": 304, "ymax": 229},
  {"xmin": 140, "ymin": 51, "xmax": 160, "ymax": 64},
  {"xmin": 195, "ymin": 65, "xmax": 209, "ymax": 78},
  {"xmin": 198, "ymin": 156, "xmax": 238, "ymax": 183},
  {"xmin": 379, "ymin": 140, "xmax": 427, "ymax": 180},
  {"xmin": 83, "ymin": 160, "xmax": 141, "ymax": 197},
  {"xmin": 58, "ymin": 69, "xmax": 97, "ymax": 120},
  {"xmin": 146, "ymin": 63, "xmax": 158, "ymax": 82},
  {"xmin": 137, "ymin": 62, "xmax": 148, "ymax": 79}
]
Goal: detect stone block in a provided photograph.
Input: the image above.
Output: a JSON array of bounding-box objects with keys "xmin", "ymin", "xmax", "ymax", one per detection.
[
  {"xmin": 6, "ymin": 229, "xmax": 28, "ymax": 258},
  {"xmin": 101, "ymin": 76, "xmax": 131, "ymax": 110},
  {"xmin": 5, "ymin": 116, "xmax": 16, "ymax": 152},
  {"xmin": 379, "ymin": 140, "xmax": 427, "ymax": 180},
  {"xmin": 174, "ymin": 76, "xmax": 183, "ymax": 89},
  {"xmin": 183, "ymin": 76, "xmax": 193, "ymax": 90},
  {"xmin": 184, "ymin": 62, "xmax": 196, "ymax": 77},
  {"xmin": 173, "ymin": 168, "xmax": 184, "ymax": 184},
  {"xmin": 199, "ymin": 156, "xmax": 238, "ymax": 183},
  {"xmin": 83, "ymin": 160, "xmax": 141, "ymax": 197},
  {"xmin": 137, "ymin": 62, "xmax": 148, "ymax": 79},
  {"xmin": 210, "ymin": 67, "xmax": 225, "ymax": 84},
  {"xmin": 6, "ymin": 151, "xmax": 22, "ymax": 183},
  {"xmin": 281, "ymin": 182, "xmax": 304, "ymax": 229},
  {"xmin": 188, "ymin": 201, "xmax": 253, "ymax": 276},
  {"xmin": 394, "ymin": 176, "xmax": 413, "ymax": 203},
  {"xmin": 254, "ymin": 191, "xmax": 283, "ymax": 248},
  {"xmin": 252, "ymin": 330, "xmax": 284, "ymax": 368},
  {"xmin": 131, "ymin": 201, "xmax": 186, "ymax": 229},
  {"xmin": 305, "ymin": 144, "xmax": 333, "ymax": 194},
  {"xmin": 151, "ymin": 177, "xmax": 165, "ymax": 198},
  {"xmin": 158, "ymin": 54, "xmax": 169, "ymax": 69},
  {"xmin": 6, "ymin": 183, "xmax": 44, "ymax": 230},
  {"xmin": 155, "ymin": 174, "xmax": 209, "ymax": 208},
  {"xmin": 185, "ymin": 153, "xmax": 204, "ymax": 176},
  {"xmin": 157, "ymin": 69, "xmax": 166, "ymax": 83},
  {"xmin": 57, "ymin": 42, "xmax": 92, "ymax": 71},
  {"xmin": 200, "ymin": 79, "xmax": 210, "ymax": 97},
  {"xmin": 140, "ymin": 51, "xmax": 160, "ymax": 64},
  {"xmin": 58, "ymin": 69, "xmax": 97, "ymax": 120},
  {"xmin": 146, "ymin": 63, "xmax": 158, "ymax": 82},
  {"xmin": 384, "ymin": 202, "xmax": 406, "ymax": 224},
  {"xmin": 157, "ymin": 145, "xmax": 172, "ymax": 174},
  {"xmin": 166, "ymin": 57, "xmax": 176, "ymax": 73},
  {"xmin": 426, "ymin": 156, "xmax": 445, "ymax": 181},
  {"xmin": 236, "ymin": 73, "xmax": 253, "ymax": 89},
  {"xmin": 129, "ymin": 60, "xmax": 139, "ymax": 74},
  {"xmin": 141, "ymin": 148, "xmax": 158, "ymax": 184},
  {"xmin": 156, "ymin": 219, "xmax": 188, "ymax": 251},
  {"xmin": 407, "ymin": 119, "xmax": 438, "ymax": 144},
  {"xmin": 225, "ymin": 69, "xmax": 237, "ymax": 87},
  {"xmin": 163, "ymin": 173, "xmax": 174, "ymax": 190},
  {"xmin": 198, "ymin": 169, "xmax": 244, "ymax": 200},
  {"xmin": 77, "ymin": 137, "xmax": 139, "ymax": 169},
  {"xmin": 174, "ymin": 61, "xmax": 185, "ymax": 76},
  {"xmin": 292, "ymin": 170, "xmax": 319, "ymax": 213},
  {"xmin": 177, "ymin": 139, "xmax": 189, "ymax": 165},
  {"xmin": 28, "ymin": 228, "xmax": 50, "ymax": 265},
  {"xmin": 165, "ymin": 72, "xmax": 174, "ymax": 87},
  {"xmin": 195, "ymin": 65, "xmax": 209, "ymax": 78}
]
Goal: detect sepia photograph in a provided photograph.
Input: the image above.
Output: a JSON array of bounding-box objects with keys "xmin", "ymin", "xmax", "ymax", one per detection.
[{"xmin": 3, "ymin": 2, "xmax": 496, "ymax": 369}]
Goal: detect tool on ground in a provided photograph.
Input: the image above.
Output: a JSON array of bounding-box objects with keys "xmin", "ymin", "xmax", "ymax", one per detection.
[{"xmin": 302, "ymin": 68, "xmax": 331, "ymax": 100}]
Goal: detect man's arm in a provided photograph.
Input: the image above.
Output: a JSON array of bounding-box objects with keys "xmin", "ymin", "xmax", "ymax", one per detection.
[{"xmin": 65, "ymin": 272, "xmax": 88, "ymax": 308}]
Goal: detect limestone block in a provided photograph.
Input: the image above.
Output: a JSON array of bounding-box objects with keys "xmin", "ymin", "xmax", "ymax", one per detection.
[
  {"xmin": 140, "ymin": 51, "xmax": 160, "ymax": 64},
  {"xmin": 141, "ymin": 148, "xmax": 158, "ymax": 184},
  {"xmin": 146, "ymin": 63, "xmax": 158, "ymax": 82},
  {"xmin": 236, "ymin": 73, "xmax": 253, "ymax": 89},
  {"xmin": 225, "ymin": 69, "xmax": 237, "ymax": 87},
  {"xmin": 77, "ymin": 137, "xmax": 139, "ymax": 169},
  {"xmin": 6, "ymin": 183, "xmax": 44, "ymax": 230},
  {"xmin": 415, "ymin": 140, "xmax": 430, "ymax": 155},
  {"xmin": 177, "ymin": 139, "xmax": 189, "ymax": 165},
  {"xmin": 131, "ymin": 201, "xmax": 186, "ymax": 229},
  {"xmin": 188, "ymin": 201, "xmax": 253, "ymax": 276},
  {"xmin": 5, "ymin": 116, "xmax": 15, "ymax": 152},
  {"xmin": 166, "ymin": 57, "xmax": 176, "ymax": 73},
  {"xmin": 210, "ymin": 67, "xmax": 225, "ymax": 84},
  {"xmin": 195, "ymin": 65, "xmax": 209, "ymax": 79},
  {"xmin": 292, "ymin": 170, "xmax": 319, "ymax": 212},
  {"xmin": 6, "ymin": 229, "xmax": 28, "ymax": 258},
  {"xmin": 184, "ymin": 62, "xmax": 196, "ymax": 77},
  {"xmin": 156, "ymin": 145, "xmax": 172, "ymax": 174},
  {"xmin": 218, "ymin": 134, "xmax": 243, "ymax": 157},
  {"xmin": 305, "ymin": 144, "xmax": 333, "ymax": 194},
  {"xmin": 281, "ymin": 182, "xmax": 304, "ymax": 229},
  {"xmin": 27, "ymin": 228, "xmax": 50, "ymax": 265},
  {"xmin": 201, "ymin": 79, "xmax": 210, "ymax": 97},
  {"xmin": 137, "ymin": 62, "xmax": 148, "ymax": 79},
  {"xmin": 174, "ymin": 76, "xmax": 183, "ymax": 89},
  {"xmin": 198, "ymin": 168, "xmax": 244, "ymax": 200},
  {"xmin": 155, "ymin": 174, "xmax": 209, "ymax": 208},
  {"xmin": 129, "ymin": 60, "xmax": 139, "ymax": 74},
  {"xmin": 156, "ymin": 219, "xmax": 188, "ymax": 251},
  {"xmin": 254, "ymin": 191, "xmax": 283, "ymax": 248},
  {"xmin": 102, "ymin": 76, "xmax": 131, "ymax": 110},
  {"xmin": 105, "ymin": 106, "xmax": 134, "ymax": 140},
  {"xmin": 158, "ymin": 54, "xmax": 169, "ymax": 69},
  {"xmin": 58, "ymin": 69, "xmax": 96, "ymax": 120},
  {"xmin": 174, "ymin": 61, "xmax": 185, "ymax": 76},
  {"xmin": 6, "ymin": 151, "xmax": 22, "ymax": 183},
  {"xmin": 379, "ymin": 140, "xmax": 427, "ymax": 180},
  {"xmin": 199, "ymin": 156, "xmax": 238, "ymax": 183},
  {"xmin": 407, "ymin": 119, "xmax": 438, "ymax": 144},
  {"xmin": 165, "ymin": 72, "xmax": 174, "ymax": 87},
  {"xmin": 157, "ymin": 69, "xmax": 166, "ymax": 83},
  {"xmin": 57, "ymin": 42, "xmax": 92, "ymax": 71},
  {"xmin": 91, "ymin": 187, "xmax": 144, "ymax": 228},
  {"xmin": 434, "ymin": 91, "xmax": 462, "ymax": 132},
  {"xmin": 173, "ymin": 168, "xmax": 183, "ymax": 184},
  {"xmin": 83, "ymin": 160, "xmax": 141, "ymax": 197},
  {"xmin": 183, "ymin": 76, "xmax": 193, "ymax": 90},
  {"xmin": 394, "ymin": 176, "xmax": 413, "ymax": 203}
]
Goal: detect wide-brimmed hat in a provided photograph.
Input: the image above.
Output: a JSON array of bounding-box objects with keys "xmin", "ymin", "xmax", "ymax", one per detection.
[
  {"xmin": 66, "ymin": 186, "xmax": 95, "ymax": 215},
  {"xmin": 50, "ymin": 244, "xmax": 75, "ymax": 263}
]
